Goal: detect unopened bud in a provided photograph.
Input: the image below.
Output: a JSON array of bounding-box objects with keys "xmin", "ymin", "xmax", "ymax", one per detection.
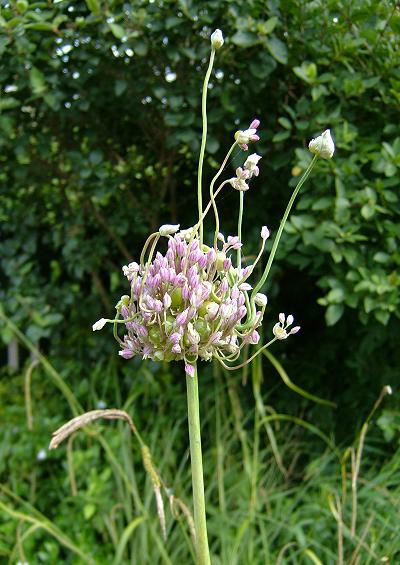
[
  {"xmin": 211, "ymin": 29, "xmax": 224, "ymax": 49},
  {"xmin": 261, "ymin": 226, "xmax": 270, "ymax": 240},
  {"xmin": 254, "ymin": 293, "xmax": 268, "ymax": 308},
  {"xmin": 92, "ymin": 318, "xmax": 107, "ymax": 331},
  {"xmin": 159, "ymin": 224, "xmax": 180, "ymax": 236},
  {"xmin": 308, "ymin": 129, "xmax": 335, "ymax": 159}
]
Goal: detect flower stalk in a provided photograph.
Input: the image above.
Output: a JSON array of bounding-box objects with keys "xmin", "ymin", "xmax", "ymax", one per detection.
[
  {"xmin": 197, "ymin": 48, "xmax": 216, "ymax": 245},
  {"xmin": 186, "ymin": 364, "xmax": 211, "ymax": 565}
]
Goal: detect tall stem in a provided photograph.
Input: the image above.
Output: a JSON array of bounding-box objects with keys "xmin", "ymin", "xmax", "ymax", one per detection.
[
  {"xmin": 186, "ymin": 365, "xmax": 211, "ymax": 565},
  {"xmin": 197, "ymin": 49, "xmax": 216, "ymax": 245},
  {"xmin": 251, "ymin": 155, "xmax": 318, "ymax": 298}
]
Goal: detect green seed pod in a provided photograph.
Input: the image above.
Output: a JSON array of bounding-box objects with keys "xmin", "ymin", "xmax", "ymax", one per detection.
[
  {"xmin": 194, "ymin": 318, "xmax": 211, "ymax": 339},
  {"xmin": 164, "ymin": 314, "xmax": 175, "ymax": 334},
  {"xmin": 216, "ymin": 251, "xmax": 226, "ymax": 271},
  {"xmin": 120, "ymin": 295, "xmax": 130, "ymax": 306},
  {"xmin": 153, "ymin": 351, "xmax": 164, "ymax": 361},
  {"xmin": 149, "ymin": 326, "xmax": 162, "ymax": 345},
  {"xmin": 171, "ymin": 287, "xmax": 183, "ymax": 308}
]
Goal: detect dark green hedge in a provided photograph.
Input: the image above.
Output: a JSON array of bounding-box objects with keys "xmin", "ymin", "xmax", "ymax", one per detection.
[{"xmin": 1, "ymin": 0, "xmax": 399, "ymax": 414}]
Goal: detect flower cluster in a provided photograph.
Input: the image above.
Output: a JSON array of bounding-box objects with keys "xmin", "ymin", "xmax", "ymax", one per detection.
[
  {"xmin": 234, "ymin": 119, "xmax": 260, "ymax": 150},
  {"xmin": 115, "ymin": 229, "xmax": 265, "ymax": 377},
  {"xmin": 229, "ymin": 152, "xmax": 262, "ymax": 191},
  {"xmin": 272, "ymin": 313, "xmax": 300, "ymax": 340}
]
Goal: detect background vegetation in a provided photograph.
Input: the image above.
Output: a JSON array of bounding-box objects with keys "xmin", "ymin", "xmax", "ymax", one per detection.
[{"xmin": 1, "ymin": 0, "xmax": 399, "ymax": 563}]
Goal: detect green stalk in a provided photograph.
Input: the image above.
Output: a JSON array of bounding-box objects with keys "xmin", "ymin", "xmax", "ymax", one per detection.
[
  {"xmin": 238, "ymin": 155, "xmax": 319, "ymax": 331},
  {"xmin": 186, "ymin": 365, "xmax": 211, "ymax": 565},
  {"xmin": 197, "ymin": 48, "xmax": 216, "ymax": 245},
  {"xmin": 251, "ymin": 155, "xmax": 318, "ymax": 297},
  {"xmin": 237, "ymin": 191, "xmax": 244, "ymax": 268}
]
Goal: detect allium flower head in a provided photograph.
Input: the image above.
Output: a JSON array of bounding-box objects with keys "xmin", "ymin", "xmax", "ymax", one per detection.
[{"xmin": 116, "ymin": 229, "xmax": 263, "ymax": 376}]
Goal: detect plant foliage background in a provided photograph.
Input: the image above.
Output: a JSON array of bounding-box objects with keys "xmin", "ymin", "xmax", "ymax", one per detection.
[{"xmin": 1, "ymin": 0, "xmax": 399, "ymax": 563}]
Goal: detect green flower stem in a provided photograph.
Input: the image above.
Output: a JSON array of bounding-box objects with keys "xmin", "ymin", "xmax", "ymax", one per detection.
[
  {"xmin": 237, "ymin": 191, "xmax": 244, "ymax": 268},
  {"xmin": 238, "ymin": 155, "xmax": 319, "ymax": 331},
  {"xmin": 186, "ymin": 365, "xmax": 211, "ymax": 565},
  {"xmin": 217, "ymin": 337, "xmax": 277, "ymax": 371},
  {"xmin": 252, "ymin": 155, "xmax": 318, "ymax": 298},
  {"xmin": 210, "ymin": 142, "xmax": 237, "ymax": 246},
  {"xmin": 198, "ymin": 48, "xmax": 216, "ymax": 246}
]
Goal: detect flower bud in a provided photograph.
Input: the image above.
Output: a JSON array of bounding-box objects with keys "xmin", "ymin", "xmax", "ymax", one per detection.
[
  {"xmin": 92, "ymin": 318, "xmax": 107, "ymax": 331},
  {"xmin": 216, "ymin": 251, "xmax": 226, "ymax": 271},
  {"xmin": 211, "ymin": 29, "xmax": 224, "ymax": 49},
  {"xmin": 254, "ymin": 293, "xmax": 268, "ymax": 308},
  {"xmin": 308, "ymin": 129, "xmax": 335, "ymax": 159},
  {"xmin": 261, "ymin": 226, "xmax": 270, "ymax": 240},
  {"xmin": 286, "ymin": 314, "xmax": 294, "ymax": 326},
  {"xmin": 159, "ymin": 224, "xmax": 180, "ymax": 236}
]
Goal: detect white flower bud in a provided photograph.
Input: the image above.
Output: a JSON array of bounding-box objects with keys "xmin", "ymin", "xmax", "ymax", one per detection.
[
  {"xmin": 254, "ymin": 293, "xmax": 268, "ymax": 308},
  {"xmin": 211, "ymin": 29, "xmax": 224, "ymax": 49},
  {"xmin": 159, "ymin": 224, "xmax": 180, "ymax": 236},
  {"xmin": 279, "ymin": 312, "xmax": 285, "ymax": 324},
  {"xmin": 235, "ymin": 128, "xmax": 258, "ymax": 145},
  {"xmin": 261, "ymin": 226, "xmax": 270, "ymax": 240},
  {"xmin": 308, "ymin": 129, "xmax": 335, "ymax": 159},
  {"xmin": 286, "ymin": 314, "xmax": 294, "ymax": 326},
  {"xmin": 92, "ymin": 318, "xmax": 107, "ymax": 331},
  {"xmin": 244, "ymin": 153, "xmax": 262, "ymax": 171}
]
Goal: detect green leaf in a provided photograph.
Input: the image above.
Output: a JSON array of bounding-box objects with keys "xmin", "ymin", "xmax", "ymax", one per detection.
[
  {"xmin": 293, "ymin": 62, "xmax": 317, "ymax": 83},
  {"xmin": 326, "ymin": 288, "xmax": 345, "ymax": 303},
  {"xmin": 133, "ymin": 40, "xmax": 148, "ymax": 57},
  {"xmin": 278, "ymin": 117, "xmax": 291, "ymax": 130},
  {"xmin": 375, "ymin": 310, "xmax": 390, "ymax": 325},
  {"xmin": 83, "ymin": 503, "xmax": 96, "ymax": 520},
  {"xmin": 30, "ymin": 67, "xmax": 47, "ymax": 95},
  {"xmin": 25, "ymin": 22, "xmax": 56, "ymax": 32},
  {"xmin": 325, "ymin": 304, "xmax": 344, "ymax": 326},
  {"xmin": 115, "ymin": 79, "xmax": 127, "ymax": 97},
  {"xmin": 0, "ymin": 97, "xmax": 20, "ymax": 111},
  {"xmin": 266, "ymin": 37, "xmax": 288, "ymax": 64},
  {"xmin": 85, "ymin": 0, "xmax": 101, "ymax": 14},
  {"xmin": 272, "ymin": 130, "xmax": 290, "ymax": 142},
  {"xmin": 249, "ymin": 56, "xmax": 276, "ymax": 79},
  {"xmin": 231, "ymin": 31, "xmax": 259, "ymax": 48},
  {"xmin": 108, "ymin": 22, "xmax": 125, "ymax": 39},
  {"xmin": 263, "ymin": 17, "xmax": 278, "ymax": 34}
]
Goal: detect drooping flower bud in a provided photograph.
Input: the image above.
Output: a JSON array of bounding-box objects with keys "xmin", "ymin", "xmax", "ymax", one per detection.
[
  {"xmin": 254, "ymin": 293, "xmax": 268, "ymax": 308},
  {"xmin": 92, "ymin": 318, "xmax": 107, "ymax": 331},
  {"xmin": 211, "ymin": 29, "xmax": 224, "ymax": 49},
  {"xmin": 308, "ymin": 129, "xmax": 335, "ymax": 160},
  {"xmin": 159, "ymin": 224, "xmax": 180, "ymax": 236}
]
